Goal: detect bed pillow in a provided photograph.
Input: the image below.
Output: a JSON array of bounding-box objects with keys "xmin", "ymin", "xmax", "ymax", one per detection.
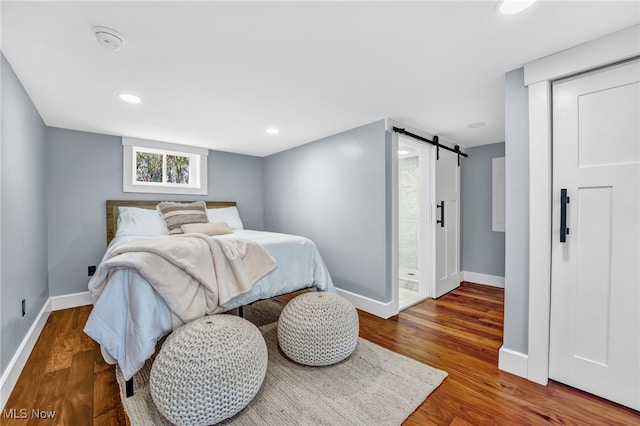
[
  {"xmin": 181, "ymin": 222, "xmax": 233, "ymax": 236},
  {"xmin": 157, "ymin": 201, "xmax": 209, "ymax": 234},
  {"xmin": 116, "ymin": 206, "xmax": 169, "ymax": 237},
  {"xmin": 207, "ymin": 206, "xmax": 244, "ymax": 230}
]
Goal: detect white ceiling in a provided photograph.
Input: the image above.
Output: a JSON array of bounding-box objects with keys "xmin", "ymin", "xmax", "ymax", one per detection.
[{"xmin": 2, "ymin": 1, "xmax": 638, "ymax": 157}]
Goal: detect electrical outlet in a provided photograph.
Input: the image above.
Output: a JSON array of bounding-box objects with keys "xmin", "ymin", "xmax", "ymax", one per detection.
[
  {"xmin": 88, "ymin": 265, "xmax": 97, "ymax": 276},
  {"xmin": 22, "ymin": 299, "xmax": 26, "ymax": 317}
]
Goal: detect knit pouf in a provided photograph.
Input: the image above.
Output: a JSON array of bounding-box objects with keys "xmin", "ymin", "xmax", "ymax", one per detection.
[
  {"xmin": 277, "ymin": 292, "xmax": 359, "ymax": 366},
  {"xmin": 150, "ymin": 314, "xmax": 267, "ymax": 426}
]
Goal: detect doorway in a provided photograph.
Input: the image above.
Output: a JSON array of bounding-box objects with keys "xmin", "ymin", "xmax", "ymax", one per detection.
[{"xmin": 397, "ymin": 136, "xmax": 431, "ymax": 310}]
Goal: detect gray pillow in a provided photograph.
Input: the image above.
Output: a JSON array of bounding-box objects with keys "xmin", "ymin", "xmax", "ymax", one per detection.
[{"xmin": 157, "ymin": 201, "xmax": 208, "ymax": 234}]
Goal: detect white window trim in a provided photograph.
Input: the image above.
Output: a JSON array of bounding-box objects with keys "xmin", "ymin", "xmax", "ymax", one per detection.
[{"xmin": 123, "ymin": 137, "xmax": 209, "ymax": 195}]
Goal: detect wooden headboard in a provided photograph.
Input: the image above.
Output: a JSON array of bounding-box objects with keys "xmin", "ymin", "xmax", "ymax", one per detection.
[{"xmin": 106, "ymin": 200, "xmax": 237, "ymax": 245}]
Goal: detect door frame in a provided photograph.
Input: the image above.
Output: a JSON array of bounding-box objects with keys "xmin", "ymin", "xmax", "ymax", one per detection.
[{"xmin": 524, "ymin": 25, "xmax": 639, "ymax": 385}]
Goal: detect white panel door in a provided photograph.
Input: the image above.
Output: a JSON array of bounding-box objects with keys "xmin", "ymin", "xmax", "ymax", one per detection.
[
  {"xmin": 550, "ymin": 59, "xmax": 640, "ymax": 410},
  {"xmin": 434, "ymin": 149, "xmax": 460, "ymax": 298}
]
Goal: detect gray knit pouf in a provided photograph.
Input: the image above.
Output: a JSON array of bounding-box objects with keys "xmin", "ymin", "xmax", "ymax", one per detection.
[
  {"xmin": 150, "ymin": 315, "xmax": 267, "ymax": 426},
  {"xmin": 277, "ymin": 292, "xmax": 359, "ymax": 366}
]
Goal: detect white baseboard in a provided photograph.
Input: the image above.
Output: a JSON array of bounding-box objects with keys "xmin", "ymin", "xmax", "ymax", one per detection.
[
  {"xmin": 498, "ymin": 345, "xmax": 529, "ymax": 378},
  {"xmin": 49, "ymin": 291, "xmax": 93, "ymax": 311},
  {"xmin": 461, "ymin": 271, "xmax": 505, "ymax": 288},
  {"xmin": 0, "ymin": 291, "xmax": 93, "ymax": 410},
  {"xmin": 335, "ymin": 287, "xmax": 396, "ymax": 319},
  {"xmin": 0, "ymin": 299, "xmax": 52, "ymax": 410}
]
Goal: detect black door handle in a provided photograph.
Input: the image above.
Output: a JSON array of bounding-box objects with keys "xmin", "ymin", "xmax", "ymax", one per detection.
[
  {"xmin": 560, "ymin": 188, "xmax": 570, "ymax": 243},
  {"xmin": 436, "ymin": 201, "xmax": 445, "ymax": 228}
]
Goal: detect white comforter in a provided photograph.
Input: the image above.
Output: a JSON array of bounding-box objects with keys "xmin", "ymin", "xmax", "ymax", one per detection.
[
  {"xmin": 88, "ymin": 234, "xmax": 278, "ymax": 328},
  {"xmin": 84, "ymin": 230, "xmax": 334, "ymax": 380}
]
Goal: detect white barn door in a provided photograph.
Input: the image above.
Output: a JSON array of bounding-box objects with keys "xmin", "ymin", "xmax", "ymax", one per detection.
[
  {"xmin": 549, "ymin": 59, "xmax": 640, "ymax": 410},
  {"xmin": 434, "ymin": 149, "xmax": 460, "ymax": 298}
]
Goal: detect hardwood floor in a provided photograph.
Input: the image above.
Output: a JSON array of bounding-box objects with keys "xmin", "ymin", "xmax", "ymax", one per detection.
[
  {"xmin": 3, "ymin": 304, "xmax": 127, "ymax": 426},
  {"xmin": 4, "ymin": 282, "xmax": 639, "ymax": 425}
]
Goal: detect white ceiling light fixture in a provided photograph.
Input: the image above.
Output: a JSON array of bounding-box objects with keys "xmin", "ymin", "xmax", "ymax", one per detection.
[
  {"xmin": 118, "ymin": 93, "xmax": 142, "ymax": 104},
  {"xmin": 496, "ymin": 0, "xmax": 537, "ymax": 15},
  {"xmin": 265, "ymin": 127, "xmax": 280, "ymax": 135},
  {"xmin": 93, "ymin": 26, "xmax": 126, "ymax": 51}
]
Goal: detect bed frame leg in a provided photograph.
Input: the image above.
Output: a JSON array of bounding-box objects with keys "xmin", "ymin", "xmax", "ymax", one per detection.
[
  {"xmin": 238, "ymin": 305, "xmax": 244, "ymax": 318},
  {"xmin": 126, "ymin": 378, "xmax": 134, "ymax": 397}
]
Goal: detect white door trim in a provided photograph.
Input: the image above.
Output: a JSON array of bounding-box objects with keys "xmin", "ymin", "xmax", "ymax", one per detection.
[
  {"xmin": 428, "ymin": 145, "xmax": 437, "ymax": 299},
  {"xmin": 524, "ymin": 24, "xmax": 639, "ymax": 385},
  {"xmin": 525, "ymin": 25, "xmax": 640, "ymax": 85},
  {"xmin": 527, "ymin": 79, "xmax": 553, "ymax": 385},
  {"xmin": 390, "ymin": 128, "xmax": 400, "ymax": 316}
]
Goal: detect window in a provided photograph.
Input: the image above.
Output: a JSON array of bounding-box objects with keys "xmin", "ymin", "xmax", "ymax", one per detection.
[{"xmin": 123, "ymin": 137, "xmax": 208, "ymax": 195}]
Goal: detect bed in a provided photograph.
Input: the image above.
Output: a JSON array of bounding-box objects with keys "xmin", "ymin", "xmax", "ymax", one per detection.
[{"xmin": 83, "ymin": 200, "xmax": 334, "ymax": 393}]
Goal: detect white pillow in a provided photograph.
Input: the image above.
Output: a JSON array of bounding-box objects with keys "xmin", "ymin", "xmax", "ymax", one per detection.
[
  {"xmin": 206, "ymin": 206, "xmax": 244, "ymax": 230},
  {"xmin": 116, "ymin": 206, "xmax": 169, "ymax": 237},
  {"xmin": 181, "ymin": 222, "xmax": 233, "ymax": 235}
]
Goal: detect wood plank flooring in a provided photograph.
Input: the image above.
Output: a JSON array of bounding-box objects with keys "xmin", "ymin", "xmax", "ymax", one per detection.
[
  {"xmin": 3, "ymin": 305, "xmax": 128, "ymax": 426},
  {"xmin": 4, "ymin": 282, "xmax": 640, "ymax": 425}
]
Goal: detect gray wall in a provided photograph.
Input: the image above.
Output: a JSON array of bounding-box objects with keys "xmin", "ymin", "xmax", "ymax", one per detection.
[
  {"xmin": 503, "ymin": 67, "xmax": 529, "ymax": 354},
  {"xmin": 0, "ymin": 57, "xmax": 522, "ymax": 379},
  {"xmin": 460, "ymin": 142, "xmax": 506, "ymax": 277},
  {"xmin": 45, "ymin": 127, "xmax": 265, "ymax": 297},
  {"xmin": 264, "ymin": 120, "xmax": 392, "ymax": 302},
  {"xmin": 1, "ymin": 54, "xmax": 49, "ymax": 373}
]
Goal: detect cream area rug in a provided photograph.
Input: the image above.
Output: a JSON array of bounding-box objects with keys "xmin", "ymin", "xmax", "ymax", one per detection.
[{"xmin": 116, "ymin": 300, "xmax": 448, "ymax": 425}]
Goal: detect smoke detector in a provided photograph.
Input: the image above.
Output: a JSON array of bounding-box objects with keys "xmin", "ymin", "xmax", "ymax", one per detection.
[{"xmin": 92, "ymin": 26, "xmax": 125, "ymax": 51}]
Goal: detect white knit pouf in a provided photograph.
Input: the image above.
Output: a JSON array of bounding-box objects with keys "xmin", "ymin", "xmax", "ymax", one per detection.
[
  {"xmin": 277, "ymin": 292, "xmax": 359, "ymax": 366},
  {"xmin": 150, "ymin": 315, "xmax": 267, "ymax": 426}
]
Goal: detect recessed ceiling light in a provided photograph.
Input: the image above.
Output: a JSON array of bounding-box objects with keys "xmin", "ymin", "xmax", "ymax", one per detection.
[
  {"xmin": 496, "ymin": 0, "xmax": 537, "ymax": 15},
  {"xmin": 266, "ymin": 128, "xmax": 280, "ymax": 135},
  {"xmin": 118, "ymin": 93, "xmax": 142, "ymax": 104},
  {"xmin": 467, "ymin": 121, "xmax": 486, "ymax": 129}
]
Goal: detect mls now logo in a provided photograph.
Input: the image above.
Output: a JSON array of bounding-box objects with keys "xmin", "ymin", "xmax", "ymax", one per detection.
[
  {"xmin": 2, "ymin": 409, "xmax": 28, "ymax": 419},
  {"xmin": 3, "ymin": 408, "xmax": 56, "ymax": 419}
]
